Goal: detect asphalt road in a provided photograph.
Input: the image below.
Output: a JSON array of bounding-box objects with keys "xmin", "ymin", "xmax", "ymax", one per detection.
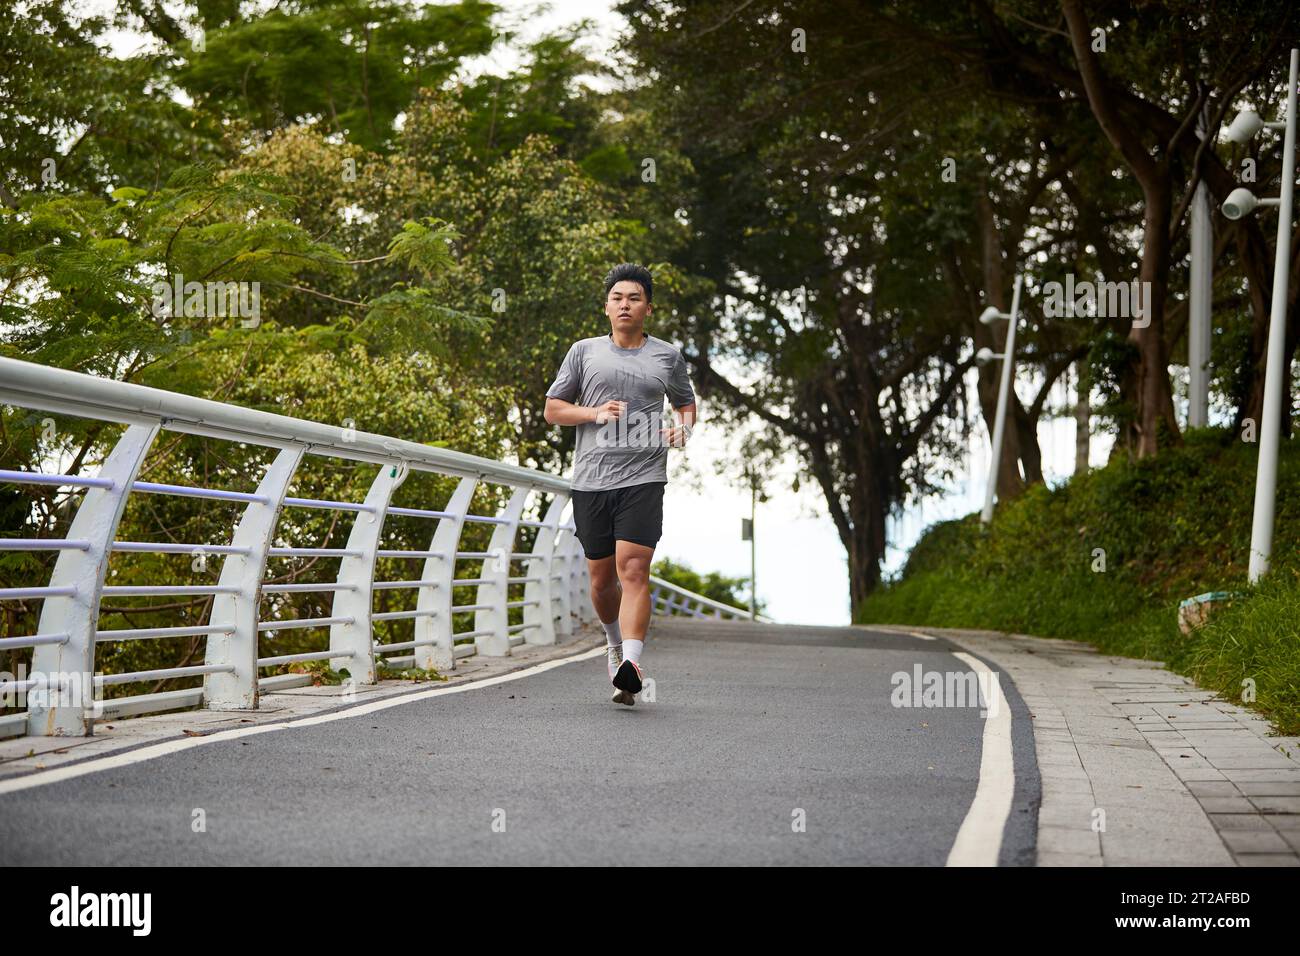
[{"xmin": 0, "ymin": 620, "xmax": 1040, "ymax": 865}]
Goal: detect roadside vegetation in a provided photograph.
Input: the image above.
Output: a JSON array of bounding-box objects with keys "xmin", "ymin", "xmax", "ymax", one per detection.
[{"xmin": 860, "ymin": 430, "xmax": 1300, "ymax": 736}]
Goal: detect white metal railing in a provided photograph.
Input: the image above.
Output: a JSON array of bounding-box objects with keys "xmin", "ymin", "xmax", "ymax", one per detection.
[
  {"xmin": 0, "ymin": 355, "xmax": 761, "ymax": 739},
  {"xmin": 649, "ymin": 574, "xmax": 772, "ymax": 623}
]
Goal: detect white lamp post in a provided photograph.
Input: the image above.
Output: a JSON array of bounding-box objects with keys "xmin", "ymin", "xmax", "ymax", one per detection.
[
  {"xmin": 977, "ymin": 272, "xmax": 1024, "ymax": 526},
  {"xmin": 1220, "ymin": 48, "xmax": 1298, "ymax": 583}
]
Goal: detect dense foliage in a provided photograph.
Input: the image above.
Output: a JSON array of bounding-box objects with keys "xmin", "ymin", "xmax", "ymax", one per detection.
[{"xmin": 861, "ymin": 429, "xmax": 1300, "ymax": 733}]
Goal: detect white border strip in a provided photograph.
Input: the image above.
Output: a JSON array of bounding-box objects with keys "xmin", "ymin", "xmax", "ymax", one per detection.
[
  {"xmin": 945, "ymin": 650, "xmax": 1015, "ymax": 866},
  {"xmin": 0, "ymin": 645, "xmax": 607, "ymax": 796}
]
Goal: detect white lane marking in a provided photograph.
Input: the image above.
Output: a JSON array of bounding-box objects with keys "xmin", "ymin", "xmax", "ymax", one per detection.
[
  {"xmin": 851, "ymin": 624, "xmax": 936, "ymax": 641},
  {"xmin": 945, "ymin": 650, "xmax": 1015, "ymax": 867},
  {"xmin": 0, "ymin": 644, "xmax": 607, "ymax": 796}
]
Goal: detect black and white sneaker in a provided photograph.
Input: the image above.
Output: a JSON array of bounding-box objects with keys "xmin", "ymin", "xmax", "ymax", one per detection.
[{"xmin": 612, "ymin": 658, "xmax": 644, "ymax": 695}]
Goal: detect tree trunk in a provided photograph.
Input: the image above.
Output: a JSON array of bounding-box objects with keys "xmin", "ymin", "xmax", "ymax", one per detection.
[
  {"xmin": 1012, "ymin": 402, "xmax": 1044, "ymax": 485},
  {"xmin": 1062, "ymin": 0, "xmax": 1180, "ymax": 458},
  {"xmin": 1129, "ymin": 181, "xmax": 1182, "ymax": 456},
  {"xmin": 847, "ymin": 521, "xmax": 883, "ymax": 619},
  {"xmin": 975, "ymin": 367, "xmax": 1026, "ymax": 500},
  {"xmin": 846, "ymin": 476, "xmax": 888, "ymax": 619},
  {"xmin": 1074, "ymin": 360, "xmax": 1090, "ymax": 475}
]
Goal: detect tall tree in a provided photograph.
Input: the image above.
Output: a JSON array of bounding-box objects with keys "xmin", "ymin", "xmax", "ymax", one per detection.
[
  {"xmin": 881, "ymin": 0, "xmax": 1299, "ymax": 450},
  {"xmin": 618, "ymin": 0, "xmax": 993, "ymax": 608}
]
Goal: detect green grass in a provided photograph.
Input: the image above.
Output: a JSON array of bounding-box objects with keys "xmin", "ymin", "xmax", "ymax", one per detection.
[{"xmin": 858, "ymin": 428, "xmax": 1300, "ymax": 736}]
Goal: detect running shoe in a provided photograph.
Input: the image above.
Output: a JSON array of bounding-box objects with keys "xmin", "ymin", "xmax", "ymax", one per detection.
[
  {"xmin": 610, "ymin": 688, "xmax": 636, "ymax": 706},
  {"xmin": 612, "ymin": 658, "xmax": 644, "ymax": 695}
]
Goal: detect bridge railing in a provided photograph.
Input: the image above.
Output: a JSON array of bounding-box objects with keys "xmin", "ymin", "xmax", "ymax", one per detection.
[
  {"xmin": 649, "ymin": 574, "xmax": 772, "ymax": 622},
  {"xmin": 0, "ymin": 356, "xmax": 754, "ymax": 739}
]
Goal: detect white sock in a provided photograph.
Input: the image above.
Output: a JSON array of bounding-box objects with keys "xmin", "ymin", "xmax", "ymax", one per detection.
[
  {"xmin": 622, "ymin": 638, "xmax": 644, "ymax": 665},
  {"xmin": 602, "ymin": 618, "xmax": 622, "ymax": 648}
]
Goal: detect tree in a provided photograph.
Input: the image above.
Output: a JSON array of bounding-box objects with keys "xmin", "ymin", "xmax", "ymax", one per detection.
[
  {"xmin": 0, "ymin": 1, "xmax": 227, "ymax": 203},
  {"xmin": 617, "ymin": 0, "xmax": 1077, "ymax": 609},
  {"xmin": 167, "ymin": 0, "xmax": 496, "ymax": 151},
  {"xmin": 881, "ymin": 0, "xmax": 1299, "ymax": 450},
  {"xmin": 651, "ymin": 557, "xmax": 765, "ymax": 616}
]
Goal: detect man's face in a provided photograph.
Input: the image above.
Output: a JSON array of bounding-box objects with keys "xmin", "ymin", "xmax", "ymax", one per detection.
[{"xmin": 605, "ymin": 280, "xmax": 651, "ymax": 333}]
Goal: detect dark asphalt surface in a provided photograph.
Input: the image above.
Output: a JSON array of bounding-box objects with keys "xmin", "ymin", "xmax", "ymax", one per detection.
[{"xmin": 0, "ymin": 620, "xmax": 1039, "ymax": 865}]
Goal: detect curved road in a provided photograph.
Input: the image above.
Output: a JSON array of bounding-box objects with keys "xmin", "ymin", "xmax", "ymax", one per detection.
[{"xmin": 0, "ymin": 620, "xmax": 1039, "ymax": 865}]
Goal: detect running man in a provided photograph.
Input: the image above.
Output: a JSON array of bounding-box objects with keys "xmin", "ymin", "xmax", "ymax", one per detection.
[{"xmin": 543, "ymin": 263, "xmax": 697, "ymax": 706}]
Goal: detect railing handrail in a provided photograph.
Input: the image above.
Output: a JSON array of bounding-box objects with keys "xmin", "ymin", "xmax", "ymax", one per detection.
[
  {"xmin": 648, "ymin": 574, "xmax": 772, "ymax": 622},
  {"xmin": 0, "ymin": 355, "xmax": 568, "ymax": 492}
]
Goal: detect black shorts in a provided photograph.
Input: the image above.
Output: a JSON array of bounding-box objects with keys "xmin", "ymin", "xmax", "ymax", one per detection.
[{"xmin": 570, "ymin": 481, "xmax": 665, "ymax": 560}]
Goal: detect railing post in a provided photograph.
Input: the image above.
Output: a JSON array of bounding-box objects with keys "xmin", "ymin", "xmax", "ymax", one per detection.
[
  {"xmin": 553, "ymin": 532, "xmax": 572, "ymax": 639},
  {"xmin": 204, "ymin": 445, "xmax": 304, "ymax": 710},
  {"xmin": 564, "ymin": 525, "xmax": 588, "ymax": 625},
  {"xmin": 553, "ymin": 522, "xmax": 576, "ymax": 635},
  {"xmin": 329, "ymin": 461, "xmax": 409, "ymax": 684},
  {"xmin": 524, "ymin": 491, "xmax": 569, "ymax": 645},
  {"xmin": 475, "ymin": 485, "xmax": 529, "ymax": 656},
  {"xmin": 414, "ymin": 476, "xmax": 475, "ymax": 673},
  {"xmin": 27, "ymin": 423, "xmax": 160, "ymax": 737}
]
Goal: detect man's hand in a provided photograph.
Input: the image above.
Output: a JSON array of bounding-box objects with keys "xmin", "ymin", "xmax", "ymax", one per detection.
[
  {"xmin": 660, "ymin": 424, "xmax": 690, "ymax": 447},
  {"xmin": 660, "ymin": 403, "xmax": 697, "ymax": 448},
  {"xmin": 660, "ymin": 419, "xmax": 693, "ymax": 448},
  {"xmin": 592, "ymin": 400, "xmax": 627, "ymax": 424}
]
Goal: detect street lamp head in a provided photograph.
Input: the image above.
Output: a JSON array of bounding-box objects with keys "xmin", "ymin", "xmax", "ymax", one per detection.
[
  {"xmin": 974, "ymin": 347, "xmax": 996, "ymax": 366},
  {"xmin": 978, "ymin": 305, "xmax": 1003, "ymax": 325},
  {"xmin": 1222, "ymin": 187, "xmax": 1259, "ymax": 220},
  {"xmin": 1223, "ymin": 109, "xmax": 1265, "ymax": 144}
]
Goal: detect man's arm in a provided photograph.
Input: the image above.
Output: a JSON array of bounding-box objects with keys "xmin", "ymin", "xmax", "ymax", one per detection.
[
  {"xmin": 545, "ymin": 396, "xmax": 625, "ymax": 426},
  {"xmin": 661, "ymin": 402, "xmax": 697, "ymax": 447},
  {"xmin": 662, "ymin": 348, "xmax": 697, "ymax": 446}
]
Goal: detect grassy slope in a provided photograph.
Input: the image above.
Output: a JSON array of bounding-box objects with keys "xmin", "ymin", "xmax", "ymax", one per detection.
[{"xmin": 858, "ymin": 429, "xmax": 1300, "ymax": 736}]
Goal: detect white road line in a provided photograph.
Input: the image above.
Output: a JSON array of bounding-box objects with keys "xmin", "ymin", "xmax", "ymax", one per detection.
[
  {"xmin": 945, "ymin": 650, "xmax": 1015, "ymax": 867},
  {"xmin": 850, "ymin": 624, "xmax": 936, "ymax": 641},
  {"xmin": 0, "ymin": 644, "xmax": 607, "ymax": 796}
]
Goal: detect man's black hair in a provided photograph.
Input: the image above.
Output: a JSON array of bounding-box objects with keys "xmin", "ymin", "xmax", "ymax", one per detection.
[{"xmin": 603, "ymin": 263, "xmax": 653, "ymax": 303}]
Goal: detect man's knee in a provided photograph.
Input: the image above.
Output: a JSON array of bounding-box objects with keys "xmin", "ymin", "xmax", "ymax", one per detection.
[
  {"xmin": 615, "ymin": 559, "xmax": 651, "ymax": 588},
  {"xmin": 591, "ymin": 577, "xmax": 621, "ymax": 596},
  {"xmin": 588, "ymin": 558, "xmax": 618, "ymax": 591}
]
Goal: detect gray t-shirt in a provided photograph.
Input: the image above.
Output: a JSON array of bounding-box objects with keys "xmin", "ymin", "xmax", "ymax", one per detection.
[{"xmin": 546, "ymin": 332, "xmax": 696, "ymax": 491}]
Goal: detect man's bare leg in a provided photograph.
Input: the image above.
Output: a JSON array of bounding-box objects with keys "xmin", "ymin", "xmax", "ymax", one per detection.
[
  {"xmin": 614, "ymin": 540, "xmax": 655, "ymax": 669},
  {"xmin": 587, "ymin": 554, "xmax": 621, "ymax": 625},
  {"xmin": 588, "ymin": 553, "xmax": 631, "ymax": 705}
]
